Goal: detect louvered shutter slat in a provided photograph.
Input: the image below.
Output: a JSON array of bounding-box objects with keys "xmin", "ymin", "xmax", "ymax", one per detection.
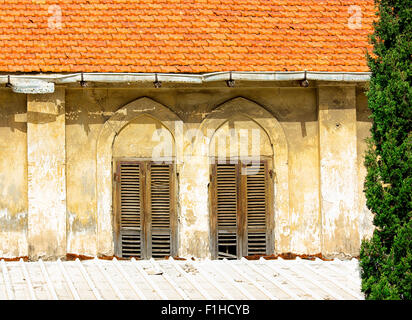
[
  {"xmin": 246, "ymin": 162, "xmax": 267, "ymax": 255},
  {"xmin": 120, "ymin": 163, "xmax": 141, "ymax": 230},
  {"xmin": 121, "ymin": 232, "xmax": 142, "ymax": 258},
  {"xmin": 150, "ymin": 164, "xmax": 172, "ymax": 258},
  {"xmin": 151, "ymin": 232, "xmax": 171, "ymax": 259},
  {"xmin": 119, "ymin": 163, "xmax": 142, "ymax": 258},
  {"xmin": 216, "ymin": 164, "xmax": 238, "ymax": 259}
]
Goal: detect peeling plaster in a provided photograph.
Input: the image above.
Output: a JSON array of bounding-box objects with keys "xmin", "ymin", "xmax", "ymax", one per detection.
[{"xmin": 0, "ymin": 86, "xmax": 374, "ymax": 259}]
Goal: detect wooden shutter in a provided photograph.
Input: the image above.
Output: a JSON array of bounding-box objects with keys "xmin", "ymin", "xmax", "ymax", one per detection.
[
  {"xmin": 246, "ymin": 161, "xmax": 267, "ymax": 255},
  {"xmin": 149, "ymin": 163, "xmax": 173, "ymax": 259},
  {"xmin": 211, "ymin": 160, "xmax": 272, "ymax": 259},
  {"xmin": 118, "ymin": 162, "xmax": 142, "ymax": 258},
  {"xmin": 116, "ymin": 160, "xmax": 175, "ymax": 259},
  {"xmin": 215, "ymin": 163, "xmax": 238, "ymax": 259}
]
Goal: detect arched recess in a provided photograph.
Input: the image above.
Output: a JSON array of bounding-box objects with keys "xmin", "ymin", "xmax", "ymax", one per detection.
[
  {"xmin": 113, "ymin": 114, "xmax": 176, "ymax": 160},
  {"xmin": 192, "ymin": 97, "xmax": 289, "ymax": 255},
  {"xmin": 209, "ymin": 113, "xmax": 274, "ymax": 160},
  {"xmin": 96, "ymin": 97, "xmax": 183, "ymax": 255}
]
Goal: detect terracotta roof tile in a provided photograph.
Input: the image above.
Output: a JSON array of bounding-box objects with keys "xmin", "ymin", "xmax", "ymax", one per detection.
[{"xmin": 0, "ymin": 0, "xmax": 375, "ymax": 73}]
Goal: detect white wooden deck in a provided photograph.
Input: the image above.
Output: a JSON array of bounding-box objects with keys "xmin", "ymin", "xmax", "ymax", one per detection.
[{"xmin": 0, "ymin": 257, "xmax": 364, "ymax": 300}]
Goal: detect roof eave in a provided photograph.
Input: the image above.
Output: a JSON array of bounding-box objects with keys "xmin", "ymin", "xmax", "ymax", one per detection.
[{"xmin": 0, "ymin": 71, "xmax": 371, "ymax": 93}]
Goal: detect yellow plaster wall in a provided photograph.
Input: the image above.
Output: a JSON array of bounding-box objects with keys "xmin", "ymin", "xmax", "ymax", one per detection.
[
  {"xmin": 0, "ymin": 90, "xmax": 28, "ymax": 258},
  {"xmin": 0, "ymin": 85, "xmax": 374, "ymax": 259},
  {"xmin": 26, "ymin": 88, "xmax": 66, "ymax": 260},
  {"xmin": 319, "ymin": 86, "xmax": 359, "ymax": 258},
  {"xmin": 113, "ymin": 115, "xmax": 175, "ymax": 159},
  {"xmin": 356, "ymin": 87, "xmax": 374, "ymax": 242}
]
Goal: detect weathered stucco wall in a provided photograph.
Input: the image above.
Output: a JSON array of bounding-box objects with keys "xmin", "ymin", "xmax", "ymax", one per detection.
[
  {"xmin": 277, "ymin": 90, "xmax": 320, "ymax": 255},
  {"xmin": 27, "ymin": 88, "xmax": 66, "ymax": 260},
  {"xmin": 0, "ymin": 84, "xmax": 374, "ymax": 259},
  {"xmin": 113, "ymin": 116, "xmax": 175, "ymax": 159},
  {"xmin": 319, "ymin": 86, "xmax": 359, "ymax": 257},
  {"xmin": 65, "ymin": 89, "xmax": 108, "ymax": 256},
  {"xmin": 356, "ymin": 87, "xmax": 374, "ymax": 242},
  {"xmin": 0, "ymin": 90, "xmax": 27, "ymax": 258}
]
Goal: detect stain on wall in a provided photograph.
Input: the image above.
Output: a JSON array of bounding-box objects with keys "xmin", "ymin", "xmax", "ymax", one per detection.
[
  {"xmin": 356, "ymin": 87, "xmax": 374, "ymax": 242},
  {"xmin": 0, "ymin": 90, "xmax": 28, "ymax": 257},
  {"xmin": 319, "ymin": 86, "xmax": 359, "ymax": 257},
  {"xmin": 27, "ymin": 88, "xmax": 66, "ymax": 260}
]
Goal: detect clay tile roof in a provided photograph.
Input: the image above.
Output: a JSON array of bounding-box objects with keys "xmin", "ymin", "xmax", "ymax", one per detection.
[{"xmin": 0, "ymin": 0, "xmax": 375, "ymax": 73}]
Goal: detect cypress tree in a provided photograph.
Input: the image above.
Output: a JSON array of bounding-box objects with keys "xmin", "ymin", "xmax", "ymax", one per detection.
[{"xmin": 359, "ymin": 0, "xmax": 411, "ymax": 299}]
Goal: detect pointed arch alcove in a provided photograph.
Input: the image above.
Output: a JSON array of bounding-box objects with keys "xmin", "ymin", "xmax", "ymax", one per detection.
[
  {"xmin": 191, "ymin": 97, "xmax": 290, "ymax": 256},
  {"xmin": 96, "ymin": 97, "xmax": 183, "ymax": 255}
]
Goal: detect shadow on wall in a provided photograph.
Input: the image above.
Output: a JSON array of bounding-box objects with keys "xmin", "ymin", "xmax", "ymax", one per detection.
[
  {"xmin": 64, "ymin": 87, "xmax": 318, "ymax": 135},
  {"xmin": 0, "ymin": 90, "xmax": 27, "ymax": 133}
]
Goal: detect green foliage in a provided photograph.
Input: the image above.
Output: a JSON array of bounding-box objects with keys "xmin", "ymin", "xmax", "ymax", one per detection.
[{"xmin": 360, "ymin": 0, "xmax": 412, "ymax": 300}]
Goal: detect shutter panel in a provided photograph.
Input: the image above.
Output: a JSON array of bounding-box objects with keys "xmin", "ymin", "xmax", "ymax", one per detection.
[
  {"xmin": 150, "ymin": 164, "xmax": 172, "ymax": 258},
  {"xmin": 216, "ymin": 163, "xmax": 238, "ymax": 259},
  {"xmin": 246, "ymin": 161, "xmax": 267, "ymax": 255},
  {"xmin": 119, "ymin": 162, "xmax": 142, "ymax": 258}
]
